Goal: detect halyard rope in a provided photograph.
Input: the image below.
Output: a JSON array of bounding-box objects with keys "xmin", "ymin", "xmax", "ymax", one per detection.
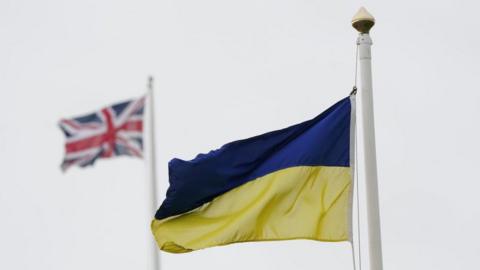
[{"xmin": 351, "ymin": 41, "xmax": 363, "ymax": 270}]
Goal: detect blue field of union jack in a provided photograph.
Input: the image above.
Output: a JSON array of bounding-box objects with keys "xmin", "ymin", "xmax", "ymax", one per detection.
[{"xmin": 59, "ymin": 97, "xmax": 145, "ymax": 171}]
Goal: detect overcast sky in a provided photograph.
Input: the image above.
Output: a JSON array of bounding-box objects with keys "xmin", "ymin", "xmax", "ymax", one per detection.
[{"xmin": 1, "ymin": 0, "xmax": 480, "ymax": 269}]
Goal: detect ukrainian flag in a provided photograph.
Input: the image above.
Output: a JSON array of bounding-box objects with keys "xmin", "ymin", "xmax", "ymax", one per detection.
[{"xmin": 152, "ymin": 96, "xmax": 355, "ymax": 253}]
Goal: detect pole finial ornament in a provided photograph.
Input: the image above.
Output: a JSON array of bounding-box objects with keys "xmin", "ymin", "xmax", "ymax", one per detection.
[{"xmin": 352, "ymin": 7, "xmax": 375, "ymax": 33}]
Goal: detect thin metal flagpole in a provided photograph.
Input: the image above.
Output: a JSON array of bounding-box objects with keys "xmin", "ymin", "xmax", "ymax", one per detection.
[
  {"xmin": 147, "ymin": 76, "xmax": 161, "ymax": 270},
  {"xmin": 351, "ymin": 7, "xmax": 384, "ymax": 270}
]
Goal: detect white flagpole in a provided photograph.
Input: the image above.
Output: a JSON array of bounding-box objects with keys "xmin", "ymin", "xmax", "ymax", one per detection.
[
  {"xmin": 147, "ymin": 76, "xmax": 161, "ymax": 270},
  {"xmin": 351, "ymin": 7, "xmax": 384, "ymax": 270}
]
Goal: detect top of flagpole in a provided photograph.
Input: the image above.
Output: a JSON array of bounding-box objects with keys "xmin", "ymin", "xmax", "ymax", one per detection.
[
  {"xmin": 148, "ymin": 76, "xmax": 154, "ymax": 90},
  {"xmin": 352, "ymin": 7, "xmax": 375, "ymax": 33}
]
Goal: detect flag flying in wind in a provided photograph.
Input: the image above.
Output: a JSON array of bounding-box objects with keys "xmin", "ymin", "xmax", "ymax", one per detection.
[
  {"xmin": 59, "ymin": 97, "xmax": 145, "ymax": 171},
  {"xmin": 152, "ymin": 96, "xmax": 356, "ymax": 253}
]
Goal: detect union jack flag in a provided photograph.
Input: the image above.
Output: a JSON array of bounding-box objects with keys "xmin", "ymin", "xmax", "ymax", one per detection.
[{"xmin": 59, "ymin": 97, "xmax": 145, "ymax": 171}]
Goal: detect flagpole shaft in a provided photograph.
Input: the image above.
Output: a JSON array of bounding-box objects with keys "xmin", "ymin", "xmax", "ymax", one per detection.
[
  {"xmin": 147, "ymin": 76, "xmax": 161, "ymax": 270},
  {"xmin": 354, "ymin": 16, "xmax": 384, "ymax": 270}
]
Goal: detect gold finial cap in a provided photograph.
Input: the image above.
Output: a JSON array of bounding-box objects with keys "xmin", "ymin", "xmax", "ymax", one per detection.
[{"xmin": 352, "ymin": 7, "xmax": 375, "ymax": 33}]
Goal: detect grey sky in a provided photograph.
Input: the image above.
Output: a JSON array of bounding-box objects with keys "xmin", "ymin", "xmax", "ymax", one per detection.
[{"xmin": 1, "ymin": 0, "xmax": 479, "ymax": 269}]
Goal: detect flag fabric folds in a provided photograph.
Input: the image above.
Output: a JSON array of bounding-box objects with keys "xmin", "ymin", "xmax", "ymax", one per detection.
[
  {"xmin": 59, "ymin": 97, "xmax": 145, "ymax": 171},
  {"xmin": 152, "ymin": 96, "xmax": 355, "ymax": 253}
]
